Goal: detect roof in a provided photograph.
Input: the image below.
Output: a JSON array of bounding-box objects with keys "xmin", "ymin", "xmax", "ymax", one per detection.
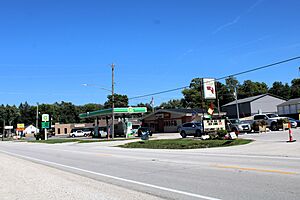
[
  {"xmin": 141, "ymin": 108, "xmax": 226, "ymax": 120},
  {"xmin": 161, "ymin": 108, "xmax": 206, "ymax": 114},
  {"xmin": 79, "ymin": 107, "xmax": 147, "ymax": 118},
  {"xmin": 277, "ymin": 98, "xmax": 300, "ymax": 107},
  {"xmin": 222, "ymin": 94, "xmax": 284, "ymax": 107}
]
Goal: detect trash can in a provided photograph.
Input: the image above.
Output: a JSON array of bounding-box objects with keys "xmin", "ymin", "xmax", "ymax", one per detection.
[{"xmin": 141, "ymin": 131, "xmax": 149, "ymax": 140}]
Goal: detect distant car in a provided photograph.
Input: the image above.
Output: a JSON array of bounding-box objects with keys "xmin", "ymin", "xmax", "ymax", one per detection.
[
  {"xmin": 227, "ymin": 119, "xmax": 252, "ymax": 133},
  {"xmin": 178, "ymin": 122, "xmax": 203, "ymax": 138},
  {"xmin": 288, "ymin": 118, "xmax": 298, "ymax": 128},
  {"xmin": 82, "ymin": 128, "xmax": 93, "ymax": 136},
  {"xmin": 69, "ymin": 129, "xmax": 88, "ymax": 138},
  {"xmin": 137, "ymin": 127, "xmax": 152, "ymax": 137}
]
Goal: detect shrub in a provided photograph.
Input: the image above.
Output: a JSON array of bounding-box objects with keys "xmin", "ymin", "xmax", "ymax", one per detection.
[{"xmin": 217, "ymin": 130, "xmax": 228, "ymax": 139}]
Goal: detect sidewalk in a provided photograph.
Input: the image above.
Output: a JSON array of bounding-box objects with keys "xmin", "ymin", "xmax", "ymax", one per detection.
[{"xmin": 0, "ymin": 153, "xmax": 162, "ymax": 200}]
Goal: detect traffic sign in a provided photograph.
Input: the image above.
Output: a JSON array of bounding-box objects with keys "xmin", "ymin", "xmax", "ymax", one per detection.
[
  {"xmin": 42, "ymin": 122, "xmax": 50, "ymax": 129},
  {"xmin": 42, "ymin": 114, "xmax": 50, "ymax": 122}
]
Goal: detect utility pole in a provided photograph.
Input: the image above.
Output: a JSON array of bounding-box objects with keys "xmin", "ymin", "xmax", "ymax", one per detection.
[
  {"xmin": 111, "ymin": 63, "xmax": 115, "ymax": 140},
  {"xmin": 36, "ymin": 103, "xmax": 39, "ymax": 130},
  {"xmin": 234, "ymin": 86, "xmax": 240, "ymax": 120}
]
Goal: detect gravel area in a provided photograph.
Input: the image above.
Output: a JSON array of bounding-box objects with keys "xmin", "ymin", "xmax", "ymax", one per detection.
[{"xmin": 0, "ymin": 153, "xmax": 163, "ymax": 200}]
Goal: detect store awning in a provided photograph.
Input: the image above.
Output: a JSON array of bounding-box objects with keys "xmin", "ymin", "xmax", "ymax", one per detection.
[{"xmin": 79, "ymin": 107, "xmax": 147, "ymax": 118}]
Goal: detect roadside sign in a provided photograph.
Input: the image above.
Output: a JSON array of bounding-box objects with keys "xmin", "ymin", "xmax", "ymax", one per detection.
[
  {"xmin": 203, "ymin": 78, "xmax": 216, "ymax": 99},
  {"xmin": 42, "ymin": 122, "xmax": 50, "ymax": 129},
  {"xmin": 42, "ymin": 114, "xmax": 50, "ymax": 122},
  {"xmin": 17, "ymin": 124, "xmax": 25, "ymax": 131},
  {"xmin": 4, "ymin": 126, "xmax": 13, "ymax": 130}
]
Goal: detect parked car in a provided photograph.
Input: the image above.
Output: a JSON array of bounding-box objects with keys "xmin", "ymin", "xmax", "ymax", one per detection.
[
  {"xmin": 227, "ymin": 119, "xmax": 252, "ymax": 133},
  {"xmin": 69, "ymin": 129, "xmax": 88, "ymax": 138},
  {"xmin": 178, "ymin": 122, "xmax": 203, "ymax": 138},
  {"xmin": 82, "ymin": 128, "xmax": 93, "ymax": 136},
  {"xmin": 137, "ymin": 127, "xmax": 152, "ymax": 137},
  {"xmin": 288, "ymin": 118, "xmax": 298, "ymax": 128}
]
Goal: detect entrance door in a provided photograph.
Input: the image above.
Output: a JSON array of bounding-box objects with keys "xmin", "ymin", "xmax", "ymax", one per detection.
[{"xmin": 158, "ymin": 119, "xmax": 164, "ymax": 133}]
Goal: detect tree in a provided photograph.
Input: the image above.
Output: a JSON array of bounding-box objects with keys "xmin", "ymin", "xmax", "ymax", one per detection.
[
  {"xmin": 268, "ymin": 82, "xmax": 290, "ymax": 99},
  {"xmin": 216, "ymin": 81, "xmax": 234, "ymax": 107},
  {"xmin": 225, "ymin": 76, "xmax": 239, "ymax": 95},
  {"xmin": 78, "ymin": 103, "xmax": 104, "ymax": 123},
  {"xmin": 238, "ymin": 80, "xmax": 268, "ymax": 99},
  {"xmin": 104, "ymin": 94, "xmax": 129, "ymax": 108},
  {"xmin": 290, "ymin": 78, "xmax": 300, "ymax": 99},
  {"xmin": 182, "ymin": 78, "xmax": 204, "ymax": 108},
  {"xmin": 136, "ymin": 103, "xmax": 153, "ymax": 113},
  {"xmin": 159, "ymin": 99, "xmax": 184, "ymax": 109},
  {"xmin": 18, "ymin": 102, "xmax": 36, "ymax": 126}
]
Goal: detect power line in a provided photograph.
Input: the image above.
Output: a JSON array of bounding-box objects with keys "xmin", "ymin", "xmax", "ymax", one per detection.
[{"xmin": 129, "ymin": 55, "xmax": 300, "ymax": 100}]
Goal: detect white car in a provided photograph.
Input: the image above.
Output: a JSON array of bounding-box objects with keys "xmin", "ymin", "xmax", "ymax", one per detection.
[{"xmin": 69, "ymin": 130, "xmax": 88, "ymax": 138}]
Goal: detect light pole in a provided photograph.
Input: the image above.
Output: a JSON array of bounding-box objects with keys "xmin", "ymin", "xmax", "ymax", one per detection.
[
  {"xmin": 82, "ymin": 62, "xmax": 115, "ymax": 140},
  {"xmin": 111, "ymin": 63, "xmax": 115, "ymax": 140},
  {"xmin": 36, "ymin": 103, "xmax": 39, "ymax": 130}
]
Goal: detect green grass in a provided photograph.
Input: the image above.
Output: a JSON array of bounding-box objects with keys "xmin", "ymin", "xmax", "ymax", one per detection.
[
  {"xmin": 119, "ymin": 138, "xmax": 253, "ymax": 149},
  {"xmin": 28, "ymin": 138, "xmax": 136, "ymax": 144}
]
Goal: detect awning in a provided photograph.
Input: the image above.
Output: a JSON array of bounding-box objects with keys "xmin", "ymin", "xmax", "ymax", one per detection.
[{"xmin": 79, "ymin": 107, "xmax": 147, "ymax": 118}]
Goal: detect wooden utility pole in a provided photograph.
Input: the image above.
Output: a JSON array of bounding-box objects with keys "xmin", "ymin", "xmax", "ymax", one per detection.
[{"xmin": 111, "ymin": 63, "xmax": 115, "ymax": 140}]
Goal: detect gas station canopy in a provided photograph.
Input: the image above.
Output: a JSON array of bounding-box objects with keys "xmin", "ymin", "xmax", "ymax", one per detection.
[{"xmin": 79, "ymin": 107, "xmax": 147, "ymax": 118}]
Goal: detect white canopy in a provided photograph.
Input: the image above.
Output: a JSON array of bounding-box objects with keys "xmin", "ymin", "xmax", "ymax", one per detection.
[{"xmin": 24, "ymin": 125, "xmax": 39, "ymax": 134}]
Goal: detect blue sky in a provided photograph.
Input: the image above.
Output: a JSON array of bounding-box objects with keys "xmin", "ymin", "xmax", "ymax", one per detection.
[{"xmin": 1, "ymin": 0, "xmax": 300, "ymax": 106}]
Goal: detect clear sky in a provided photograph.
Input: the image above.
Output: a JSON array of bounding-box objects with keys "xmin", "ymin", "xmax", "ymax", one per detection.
[{"xmin": 1, "ymin": 0, "xmax": 300, "ymax": 106}]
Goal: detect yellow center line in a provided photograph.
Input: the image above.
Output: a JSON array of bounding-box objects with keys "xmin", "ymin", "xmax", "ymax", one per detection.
[{"xmin": 214, "ymin": 165, "xmax": 298, "ymax": 175}]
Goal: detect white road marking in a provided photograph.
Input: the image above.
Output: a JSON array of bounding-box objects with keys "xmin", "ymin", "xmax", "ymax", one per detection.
[{"xmin": 0, "ymin": 149, "xmax": 221, "ymax": 200}]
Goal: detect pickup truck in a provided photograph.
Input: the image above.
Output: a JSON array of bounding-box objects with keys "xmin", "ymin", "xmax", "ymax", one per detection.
[{"xmin": 253, "ymin": 113, "xmax": 287, "ymax": 131}]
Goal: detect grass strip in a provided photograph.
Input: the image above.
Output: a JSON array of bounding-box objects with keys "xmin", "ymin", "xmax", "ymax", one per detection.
[{"xmin": 119, "ymin": 138, "xmax": 253, "ymax": 149}]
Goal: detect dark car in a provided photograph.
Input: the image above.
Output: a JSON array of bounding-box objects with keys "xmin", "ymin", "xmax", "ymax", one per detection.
[
  {"xmin": 288, "ymin": 118, "xmax": 299, "ymax": 128},
  {"xmin": 137, "ymin": 127, "xmax": 152, "ymax": 137}
]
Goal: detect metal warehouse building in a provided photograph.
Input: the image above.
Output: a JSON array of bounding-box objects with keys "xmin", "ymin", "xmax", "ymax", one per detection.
[{"xmin": 222, "ymin": 94, "xmax": 286, "ymax": 118}]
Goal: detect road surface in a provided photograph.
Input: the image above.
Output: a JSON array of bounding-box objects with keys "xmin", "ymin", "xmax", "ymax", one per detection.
[{"xmin": 0, "ymin": 130, "xmax": 299, "ymax": 200}]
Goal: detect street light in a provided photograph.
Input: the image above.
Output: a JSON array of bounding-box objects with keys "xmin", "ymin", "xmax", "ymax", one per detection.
[{"xmin": 82, "ymin": 78, "xmax": 115, "ymax": 139}]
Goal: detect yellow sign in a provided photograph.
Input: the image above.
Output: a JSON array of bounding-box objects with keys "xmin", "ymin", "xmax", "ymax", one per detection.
[{"xmin": 17, "ymin": 123, "xmax": 25, "ymax": 131}]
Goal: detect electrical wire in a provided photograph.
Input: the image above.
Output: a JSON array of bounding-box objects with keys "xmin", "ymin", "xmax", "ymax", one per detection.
[{"xmin": 129, "ymin": 55, "xmax": 300, "ymax": 100}]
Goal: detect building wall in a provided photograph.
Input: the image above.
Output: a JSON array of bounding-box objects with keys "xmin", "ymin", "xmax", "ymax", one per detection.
[
  {"xmin": 222, "ymin": 103, "xmax": 251, "ymax": 118},
  {"xmin": 278, "ymin": 103, "xmax": 300, "ymax": 116},
  {"xmin": 251, "ymin": 96, "xmax": 286, "ymax": 115}
]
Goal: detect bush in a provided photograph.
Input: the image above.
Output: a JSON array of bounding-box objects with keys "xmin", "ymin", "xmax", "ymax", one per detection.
[{"xmin": 217, "ymin": 130, "xmax": 228, "ymax": 139}]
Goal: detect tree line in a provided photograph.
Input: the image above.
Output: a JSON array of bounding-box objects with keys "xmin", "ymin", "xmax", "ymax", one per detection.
[{"xmin": 1, "ymin": 77, "xmax": 299, "ymax": 129}]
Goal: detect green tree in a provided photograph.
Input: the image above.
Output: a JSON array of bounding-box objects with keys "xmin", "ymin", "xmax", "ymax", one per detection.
[
  {"xmin": 18, "ymin": 102, "xmax": 36, "ymax": 126},
  {"xmin": 225, "ymin": 76, "xmax": 239, "ymax": 95},
  {"xmin": 182, "ymin": 78, "xmax": 203, "ymax": 108},
  {"xmin": 216, "ymin": 81, "xmax": 234, "ymax": 106},
  {"xmin": 136, "ymin": 102, "xmax": 153, "ymax": 113},
  {"xmin": 159, "ymin": 99, "xmax": 184, "ymax": 109},
  {"xmin": 104, "ymin": 94, "xmax": 129, "ymax": 108},
  {"xmin": 238, "ymin": 80, "xmax": 268, "ymax": 99},
  {"xmin": 268, "ymin": 81, "xmax": 290, "ymax": 99},
  {"xmin": 290, "ymin": 78, "xmax": 300, "ymax": 99}
]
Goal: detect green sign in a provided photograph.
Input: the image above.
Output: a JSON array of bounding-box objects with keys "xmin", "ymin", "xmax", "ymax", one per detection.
[{"xmin": 42, "ymin": 122, "xmax": 50, "ymax": 129}]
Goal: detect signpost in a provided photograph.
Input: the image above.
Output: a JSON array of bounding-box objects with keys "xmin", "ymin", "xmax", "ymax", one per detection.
[{"xmin": 42, "ymin": 114, "xmax": 50, "ymax": 140}]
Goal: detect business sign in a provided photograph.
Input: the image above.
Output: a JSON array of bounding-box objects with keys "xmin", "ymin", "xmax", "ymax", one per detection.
[
  {"xmin": 42, "ymin": 122, "xmax": 50, "ymax": 129},
  {"xmin": 42, "ymin": 114, "xmax": 50, "ymax": 122},
  {"xmin": 17, "ymin": 124, "xmax": 25, "ymax": 131},
  {"xmin": 4, "ymin": 126, "xmax": 13, "ymax": 130},
  {"xmin": 203, "ymin": 78, "xmax": 216, "ymax": 99}
]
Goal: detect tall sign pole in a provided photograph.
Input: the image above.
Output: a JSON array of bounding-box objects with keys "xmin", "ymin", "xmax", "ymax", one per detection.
[
  {"xmin": 111, "ymin": 63, "xmax": 115, "ymax": 140},
  {"xmin": 36, "ymin": 103, "xmax": 39, "ymax": 130},
  {"xmin": 234, "ymin": 86, "xmax": 240, "ymax": 120}
]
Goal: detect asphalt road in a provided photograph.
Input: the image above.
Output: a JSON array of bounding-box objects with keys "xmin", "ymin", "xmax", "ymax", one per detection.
[{"xmin": 0, "ymin": 130, "xmax": 299, "ymax": 200}]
